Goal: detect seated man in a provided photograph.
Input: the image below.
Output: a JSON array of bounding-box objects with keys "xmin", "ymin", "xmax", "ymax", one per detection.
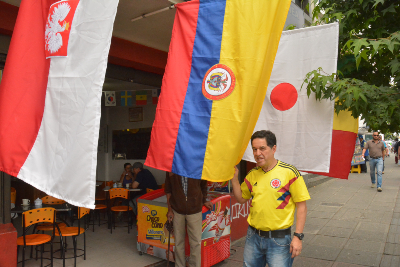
[
  {"xmin": 130, "ymin": 162, "xmax": 159, "ymax": 213},
  {"xmin": 131, "ymin": 162, "xmax": 158, "ymax": 193}
]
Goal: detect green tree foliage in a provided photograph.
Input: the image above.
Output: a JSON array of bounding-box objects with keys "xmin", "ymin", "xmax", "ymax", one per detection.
[
  {"xmin": 384, "ymin": 132, "xmax": 397, "ymax": 140},
  {"xmin": 302, "ymin": 0, "xmax": 399, "ymax": 133}
]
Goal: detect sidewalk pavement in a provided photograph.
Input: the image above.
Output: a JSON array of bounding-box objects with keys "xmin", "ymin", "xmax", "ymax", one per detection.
[
  {"xmin": 213, "ymin": 159, "xmax": 400, "ymax": 267},
  {"xmin": 16, "ymin": 159, "xmax": 400, "ymax": 267}
]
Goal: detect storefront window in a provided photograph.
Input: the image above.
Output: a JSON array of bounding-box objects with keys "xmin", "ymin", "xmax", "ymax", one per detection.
[{"xmin": 112, "ymin": 127, "xmax": 152, "ymax": 160}]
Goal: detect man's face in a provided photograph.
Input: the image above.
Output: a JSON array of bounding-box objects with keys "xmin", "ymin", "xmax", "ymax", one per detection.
[
  {"xmin": 133, "ymin": 168, "xmax": 140, "ymax": 174},
  {"xmin": 252, "ymin": 138, "xmax": 276, "ymax": 168},
  {"xmin": 373, "ymin": 132, "xmax": 380, "ymax": 141}
]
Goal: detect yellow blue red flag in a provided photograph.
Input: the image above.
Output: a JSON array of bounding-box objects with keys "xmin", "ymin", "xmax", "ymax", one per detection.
[{"xmin": 145, "ymin": 0, "xmax": 291, "ymax": 181}]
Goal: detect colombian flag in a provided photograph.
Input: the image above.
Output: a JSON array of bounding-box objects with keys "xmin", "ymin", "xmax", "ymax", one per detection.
[
  {"xmin": 145, "ymin": 0, "xmax": 291, "ymax": 181},
  {"xmin": 309, "ymin": 111, "xmax": 358, "ymax": 179}
]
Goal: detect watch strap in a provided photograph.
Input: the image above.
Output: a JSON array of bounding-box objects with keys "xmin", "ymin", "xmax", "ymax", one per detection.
[{"xmin": 293, "ymin": 232, "xmax": 304, "ymax": 240}]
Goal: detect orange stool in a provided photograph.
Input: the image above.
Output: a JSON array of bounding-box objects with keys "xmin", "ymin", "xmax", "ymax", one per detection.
[
  {"xmin": 89, "ymin": 204, "xmax": 107, "ymax": 232},
  {"xmin": 109, "ymin": 188, "xmax": 133, "ymax": 234},
  {"xmin": 55, "ymin": 207, "xmax": 90, "ymax": 267}
]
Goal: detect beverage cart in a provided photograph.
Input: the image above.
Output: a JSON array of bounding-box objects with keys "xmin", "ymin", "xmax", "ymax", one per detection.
[{"xmin": 137, "ymin": 188, "xmax": 231, "ymax": 267}]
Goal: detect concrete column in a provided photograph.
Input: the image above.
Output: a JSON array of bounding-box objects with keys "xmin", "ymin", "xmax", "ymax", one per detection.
[{"xmin": 0, "ymin": 172, "xmax": 17, "ymax": 267}]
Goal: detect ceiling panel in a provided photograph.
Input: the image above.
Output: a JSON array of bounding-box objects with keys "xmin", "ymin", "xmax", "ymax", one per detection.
[{"xmin": 2, "ymin": 0, "xmax": 176, "ymax": 51}]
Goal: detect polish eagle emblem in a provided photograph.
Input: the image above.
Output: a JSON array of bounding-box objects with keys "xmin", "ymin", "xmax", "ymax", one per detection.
[{"xmin": 45, "ymin": 2, "xmax": 71, "ymax": 54}]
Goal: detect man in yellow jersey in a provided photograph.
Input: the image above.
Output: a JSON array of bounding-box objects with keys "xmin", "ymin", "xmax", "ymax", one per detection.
[{"xmin": 232, "ymin": 130, "xmax": 310, "ymax": 267}]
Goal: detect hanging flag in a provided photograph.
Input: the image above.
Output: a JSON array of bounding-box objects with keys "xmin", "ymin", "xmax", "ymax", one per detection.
[
  {"xmin": 242, "ymin": 23, "xmax": 358, "ymax": 179},
  {"xmin": 152, "ymin": 89, "xmax": 160, "ymax": 105},
  {"xmin": 145, "ymin": 0, "xmax": 291, "ymax": 181},
  {"xmin": 0, "ymin": 0, "xmax": 119, "ymax": 209},
  {"xmin": 136, "ymin": 90, "xmax": 147, "ymax": 105},
  {"xmin": 308, "ymin": 111, "xmax": 358, "ymax": 179},
  {"xmin": 105, "ymin": 91, "xmax": 116, "ymax": 106},
  {"xmin": 121, "ymin": 91, "xmax": 133, "ymax": 106}
]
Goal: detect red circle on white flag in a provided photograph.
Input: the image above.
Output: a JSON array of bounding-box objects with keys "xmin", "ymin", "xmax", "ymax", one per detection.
[{"xmin": 270, "ymin": 83, "xmax": 298, "ymax": 111}]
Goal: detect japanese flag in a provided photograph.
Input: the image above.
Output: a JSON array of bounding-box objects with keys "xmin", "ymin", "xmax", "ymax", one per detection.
[{"xmin": 243, "ymin": 23, "xmax": 343, "ymax": 174}]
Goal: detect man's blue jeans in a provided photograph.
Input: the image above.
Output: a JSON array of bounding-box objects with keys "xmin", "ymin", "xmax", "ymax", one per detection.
[
  {"xmin": 243, "ymin": 226, "xmax": 293, "ymax": 267},
  {"xmin": 369, "ymin": 157, "xmax": 383, "ymax": 188}
]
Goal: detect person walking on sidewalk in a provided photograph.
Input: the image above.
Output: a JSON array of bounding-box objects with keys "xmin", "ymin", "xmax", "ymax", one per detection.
[
  {"xmin": 165, "ymin": 172, "xmax": 213, "ymax": 267},
  {"xmin": 232, "ymin": 130, "xmax": 310, "ymax": 267},
  {"xmin": 393, "ymin": 138, "xmax": 399, "ymax": 164},
  {"xmin": 359, "ymin": 136, "xmax": 368, "ymax": 173},
  {"xmin": 362, "ymin": 131, "xmax": 385, "ymax": 192}
]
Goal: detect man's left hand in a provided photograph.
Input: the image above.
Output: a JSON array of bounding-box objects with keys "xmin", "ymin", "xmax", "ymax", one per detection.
[
  {"xmin": 204, "ymin": 201, "xmax": 213, "ymax": 210},
  {"xmin": 290, "ymin": 236, "xmax": 302, "ymax": 258}
]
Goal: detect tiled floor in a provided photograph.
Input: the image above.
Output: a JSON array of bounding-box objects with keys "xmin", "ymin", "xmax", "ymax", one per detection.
[{"xmin": 15, "ymin": 216, "xmax": 164, "ymax": 267}]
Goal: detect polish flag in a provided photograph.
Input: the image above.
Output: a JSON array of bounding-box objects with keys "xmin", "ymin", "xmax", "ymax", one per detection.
[
  {"xmin": 242, "ymin": 23, "xmax": 358, "ymax": 179},
  {"xmin": 0, "ymin": 0, "xmax": 119, "ymax": 208}
]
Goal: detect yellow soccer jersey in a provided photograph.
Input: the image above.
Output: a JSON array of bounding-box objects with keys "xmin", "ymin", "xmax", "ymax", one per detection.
[{"xmin": 241, "ymin": 161, "xmax": 310, "ymax": 231}]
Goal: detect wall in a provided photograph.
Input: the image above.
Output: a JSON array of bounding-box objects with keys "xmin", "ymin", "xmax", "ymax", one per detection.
[
  {"xmin": 96, "ymin": 100, "xmax": 167, "ymax": 185},
  {"xmin": 284, "ymin": 1, "xmax": 312, "ymax": 29}
]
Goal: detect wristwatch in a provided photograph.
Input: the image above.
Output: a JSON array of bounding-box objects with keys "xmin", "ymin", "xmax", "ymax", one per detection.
[{"xmin": 294, "ymin": 232, "xmax": 304, "ymax": 240}]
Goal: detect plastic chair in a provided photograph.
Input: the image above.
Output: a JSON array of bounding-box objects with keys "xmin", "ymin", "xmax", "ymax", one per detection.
[
  {"xmin": 17, "ymin": 208, "xmax": 57, "ymax": 267},
  {"xmin": 30, "ymin": 197, "xmax": 67, "ymax": 260},
  {"xmin": 109, "ymin": 188, "xmax": 133, "ymax": 234},
  {"xmin": 42, "ymin": 196, "xmax": 66, "ymax": 205},
  {"xmin": 55, "ymin": 207, "xmax": 90, "ymax": 267},
  {"xmin": 89, "ymin": 204, "xmax": 107, "ymax": 232},
  {"xmin": 37, "ymin": 196, "xmax": 67, "ymax": 230},
  {"xmin": 11, "ymin": 187, "xmax": 16, "ymax": 204}
]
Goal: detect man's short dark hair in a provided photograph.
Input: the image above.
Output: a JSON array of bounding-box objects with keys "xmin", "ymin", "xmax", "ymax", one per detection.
[
  {"xmin": 395, "ymin": 138, "xmax": 399, "ymax": 141},
  {"xmin": 124, "ymin": 162, "xmax": 131, "ymax": 169},
  {"xmin": 251, "ymin": 130, "xmax": 276, "ymax": 149},
  {"xmin": 132, "ymin": 162, "xmax": 144, "ymax": 170}
]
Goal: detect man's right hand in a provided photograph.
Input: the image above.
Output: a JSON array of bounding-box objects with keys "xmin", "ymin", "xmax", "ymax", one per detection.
[
  {"xmin": 232, "ymin": 165, "xmax": 247, "ymax": 204},
  {"xmin": 232, "ymin": 166, "xmax": 239, "ymax": 183},
  {"xmin": 167, "ymin": 209, "xmax": 174, "ymax": 222}
]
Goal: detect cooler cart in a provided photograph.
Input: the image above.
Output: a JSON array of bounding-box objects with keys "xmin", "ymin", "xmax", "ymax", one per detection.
[{"xmin": 137, "ymin": 189, "xmax": 231, "ymax": 267}]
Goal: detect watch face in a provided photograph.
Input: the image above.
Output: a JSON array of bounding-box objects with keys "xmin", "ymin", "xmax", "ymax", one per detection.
[{"xmin": 294, "ymin": 233, "xmax": 304, "ymax": 240}]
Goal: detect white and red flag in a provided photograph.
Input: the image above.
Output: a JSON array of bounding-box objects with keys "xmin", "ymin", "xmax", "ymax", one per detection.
[
  {"xmin": 0, "ymin": 0, "xmax": 119, "ymax": 208},
  {"xmin": 242, "ymin": 23, "xmax": 358, "ymax": 179}
]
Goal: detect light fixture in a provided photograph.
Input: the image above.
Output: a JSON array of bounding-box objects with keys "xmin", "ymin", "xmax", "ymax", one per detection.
[
  {"xmin": 131, "ymin": 5, "xmax": 175, "ymax": 22},
  {"xmin": 168, "ymin": 0, "xmax": 185, "ymax": 4}
]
